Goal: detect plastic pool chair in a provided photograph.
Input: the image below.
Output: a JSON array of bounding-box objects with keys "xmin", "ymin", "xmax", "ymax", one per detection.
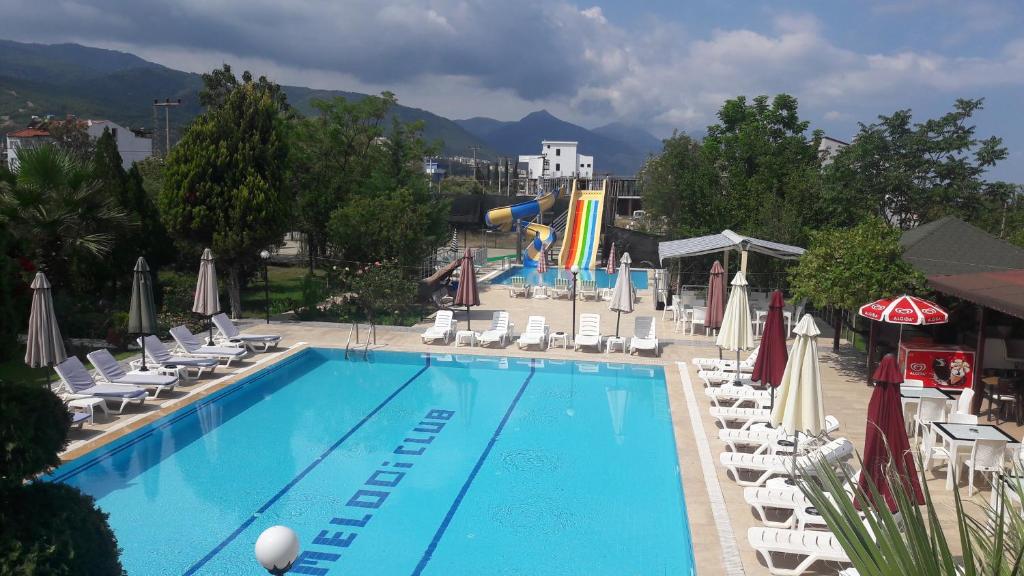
[
  {"xmin": 170, "ymin": 325, "xmax": 249, "ymax": 366},
  {"xmin": 212, "ymin": 313, "xmax": 282, "ymax": 352},
  {"xmin": 709, "ymin": 406, "xmax": 772, "ymax": 430},
  {"xmin": 549, "ymin": 278, "xmax": 570, "ymax": 299},
  {"xmin": 517, "ymin": 316, "xmax": 549, "ymax": 350},
  {"xmin": 628, "ymin": 316, "xmax": 659, "ymax": 356},
  {"xmin": 54, "ymin": 357, "xmax": 148, "ymax": 414},
  {"xmin": 748, "ymin": 527, "xmax": 850, "ymax": 576},
  {"xmin": 579, "ymin": 280, "xmax": 598, "ymax": 301},
  {"xmin": 705, "ymin": 385, "xmax": 770, "ymax": 409},
  {"xmin": 508, "ymin": 276, "xmax": 530, "ymax": 298},
  {"xmin": 962, "ymin": 439, "xmax": 1008, "ymax": 496},
  {"xmin": 69, "ymin": 410, "xmax": 90, "ymax": 429},
  {"xmin": 87, "ymin": 349, "xmax": 178, "ymax": 398},
  {"xmin": 573, "ymin": 313, "xmax": 603, "ymax": 351},
  {"xmin": 719, "ymin": 437, "xmax": 855, "ymax": 487},
  {"xmin": 914, "ymin": 396, "xmax": 948, "ymax": 442},
  {"xmin": 694, "ymin": 348, "xmax": 759, "ymax": 372},
  {"xmin": 743, "ymin": 470, "xmax": 859, "ymax": 529},
  {"xmin": 478, "ymin": 311, "xmax": 513, "ymax": 347},
  {"xmin": 719, "ymin": 416, "xmax": 840, "ymax": 454},
  {"xmin": 421, "ymin": 310, "xmax": 456, "ymax": 344},
  {"xmin": 138, "ymin": 335, "xmax": 220, "ymax": 379}
]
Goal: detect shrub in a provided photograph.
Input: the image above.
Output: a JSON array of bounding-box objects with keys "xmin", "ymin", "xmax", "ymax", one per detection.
[
  {"xmin": 347, "ymin": 261, "xmax": 417, "ymax": 321},
  {"xmin": 0, "ymin": 482, "xmax": 126, "ymax": 575},
  {"xmin": 0, "ymin": 382, "xmax": 68, "ymax": 486}
]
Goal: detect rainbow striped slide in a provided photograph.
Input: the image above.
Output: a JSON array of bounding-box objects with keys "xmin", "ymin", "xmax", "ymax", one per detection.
[{"xmin": 558, "ymin": 180, "xmax": 607, "ymax": 270}]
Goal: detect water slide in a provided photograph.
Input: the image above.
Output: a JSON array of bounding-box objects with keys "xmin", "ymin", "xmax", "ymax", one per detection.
[
  {"xmin": 558, "ymin": 180, "xmax": 607, "ymax": 270},
  {"xmin": 484, "ymin": 186, "xmax": 560, "ymax": 267}
]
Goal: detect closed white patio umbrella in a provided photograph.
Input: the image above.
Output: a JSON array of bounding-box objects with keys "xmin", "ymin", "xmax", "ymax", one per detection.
[
  {"xmin": 715, "ymin": 271, "xmax": 755, "ymax": 381},
  {"xmin": 609, "ymin": 252, "xmax": 634, "ymax": 337},
  {"xmin": 771, "ymin": 313, "xmax": 826, "ymax": 477},
  {"xmin": 24, "ymin": 272, "xmax": 67, "ymax": 389},
  {"xmin": 193, "ymin": 248, "xmax": 221, "ymax": 345}
]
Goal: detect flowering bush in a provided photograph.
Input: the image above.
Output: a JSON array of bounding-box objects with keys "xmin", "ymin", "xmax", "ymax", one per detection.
[{"xmin": 347, "ymin": 260, "xmax": 417, "ymax": 322}]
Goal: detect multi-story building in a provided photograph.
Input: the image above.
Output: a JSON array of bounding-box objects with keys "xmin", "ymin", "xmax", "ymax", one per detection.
[
  {"xmin": 4, "ymin": 128, "xmax": 53, "ymax": 172},
  {"xmin": 4, "ymin": 118, "xmax": 152, "ymax": 171},
  {"xmin": 518, "ymin": 140, "xmax": 594, "ymax": 180}
]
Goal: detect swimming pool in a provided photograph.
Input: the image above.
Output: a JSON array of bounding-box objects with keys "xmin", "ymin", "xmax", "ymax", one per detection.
[
  {"xmin": 490, "ymin": 266, "xmax": 650, "ymax": 289},
  {"xmin": 50, "ymin": 349, "xmax": 694, "ymax": 575}
]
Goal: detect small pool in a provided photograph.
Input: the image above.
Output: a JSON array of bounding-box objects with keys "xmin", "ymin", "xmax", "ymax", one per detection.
[
  {"xmin": 50, "ymin": 349, "xmax": 693, "ymax": 575},
  {"xmin": 490, "ymin": 267, "xmax": 649, "ymax": 289}
]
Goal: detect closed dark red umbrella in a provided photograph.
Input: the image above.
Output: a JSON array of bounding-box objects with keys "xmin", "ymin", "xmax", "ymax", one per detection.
[
  {"xmin": 454, "ymin": 248, "xmax": 480, "ymax": 329},
  {"xmin": 705, "ymin": 261, "xmax": 725, "ymax": 332},
  {"xmin": 752, "ymin": 290, "xmax": 788, "ymax": 413},
  {"xmin": 857, "ymin": 354, "xmax": 924, "ymax": 512}
]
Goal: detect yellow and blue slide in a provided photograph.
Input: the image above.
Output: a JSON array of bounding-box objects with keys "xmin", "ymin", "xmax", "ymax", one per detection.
[{"xmin": 484, "ymin": 186, "xmax": 561, "ymax": 267}]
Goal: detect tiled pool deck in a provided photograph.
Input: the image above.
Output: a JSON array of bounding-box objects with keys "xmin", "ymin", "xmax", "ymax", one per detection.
[{"xmin": 60, "ymin": 273, "xmax": 1023, "ymax": 576}]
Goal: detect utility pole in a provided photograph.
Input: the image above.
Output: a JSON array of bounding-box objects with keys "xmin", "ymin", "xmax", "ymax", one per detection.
[
  {"xmin": 468, "ymin": 146, "xmax": 480, "ymax": 181},
  {"xmin": 153, "ymin": 98, "xmax": 182, "ymax": 156}
]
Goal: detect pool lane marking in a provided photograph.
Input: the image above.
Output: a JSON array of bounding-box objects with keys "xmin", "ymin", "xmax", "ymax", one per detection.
[
  {"xmin": 676, "ymin": 362, "xmax": 746, "ymax": 576},
  {"xmin": 411, "ymin": 362, "xmax": 536, "ymax": 576},
  {"xmin": 184, "ymin": 356, "xmax": 432, "ymax": 576}
]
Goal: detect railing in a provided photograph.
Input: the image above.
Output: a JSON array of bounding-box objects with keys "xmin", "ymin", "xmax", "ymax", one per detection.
[{"xmin": 344, "ymin": 322, "xmax": 377, "ymax": 360}]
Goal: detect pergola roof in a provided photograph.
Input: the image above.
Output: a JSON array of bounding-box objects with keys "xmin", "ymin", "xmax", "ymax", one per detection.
[
  {"xmin": 659, "ymin": 230, "xmax": 805, "ymax": 264},
  {"xmin": 927, "ymin": 270, "xmax": 1024, "ymax": 321}
]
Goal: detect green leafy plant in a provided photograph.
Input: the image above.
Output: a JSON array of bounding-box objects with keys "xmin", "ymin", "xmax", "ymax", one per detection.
[
  {"xmin": 801, "ymin": 450, "xmax": 1024, "ymax": 575},
  {"xmin": 347, "ymin": 261, "xmax": 417, "ymax": 322}
]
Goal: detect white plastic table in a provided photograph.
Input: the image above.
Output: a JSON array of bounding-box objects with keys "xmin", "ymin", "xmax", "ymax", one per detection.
[
  {"xmin": 68, "ymin": 397, "xmax": 108, "ymax": 423},
  {"xmin": 548, "ymin": 332, "xmax": 569, "ymax": 349},
  {"xmin": 932, "ymin": 422, "xmax": 1019, "ymax": 490},
  {"xmin": 454, "ymin": 330, "xmax": 478, "ymax": 347},
  {"xmin": 900, "ymin": 387, "xmax": 956, "ymax": 415},
  {"xmin": 605, "ymin": 336, "xmax": 626, "ymax": 354}
]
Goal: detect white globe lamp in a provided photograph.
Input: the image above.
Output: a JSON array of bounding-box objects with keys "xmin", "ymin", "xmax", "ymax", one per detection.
[{"xmin": 255, "ymin": 525, "xmax": 300, "ymax": 576}]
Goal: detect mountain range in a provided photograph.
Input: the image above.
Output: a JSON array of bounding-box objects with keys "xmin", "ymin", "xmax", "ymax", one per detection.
[{"xmin": 0, "ymin": 39, "xmax": 660, "ymax": 175}]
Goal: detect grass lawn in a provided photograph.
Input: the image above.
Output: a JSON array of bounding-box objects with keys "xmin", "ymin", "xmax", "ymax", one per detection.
[
  {"xmin": 0, "ymin": 347, "xmax": 135, "ymax": 387},
  {"xmin": 239, "ymin": 265, "xmax": 324, "ymax": 318}
]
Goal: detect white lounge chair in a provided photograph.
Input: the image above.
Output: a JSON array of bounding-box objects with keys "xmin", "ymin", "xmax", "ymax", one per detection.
[
  {"xmin": 139, "ymin": 335, "xmax": 220, "ymax": 379},
  {"xmin": 508, "ymin": 276, "xmax": 530, "ymax": 298},
  {"xmin": 212, "ymin": 313, "xmax": 281, "ymax": 352},
  {"xmin": 709, "ymin": 406, "xmax": 772, "ymax": 430},
  {"xmin": 720, "ymin": 437, "xmax": 855, "ymax": 487},
  {"xmin": 705, "ymin": 385, "xmax": 770, "ymax": 409},
  {"xmin": 54, "ymin": 357, "xmax": 148, "ymax": 414},
  {"xmin": 694, "ymin": 348, "xmax": 759, "ymax": 371},
  {"xmin": 744, "ymin": 469, "xmax": 858, "ymax": 529},
  {"xmin": 549, "ymin": 278, "xmax": 570, "ymax": 299},
  {"xmin": 421, "ymin": 310, "xmax": 456, "ymax": 344},
  {"xmin": 574, "ymin": 313, "xmax": 603, "ymax": 351},
  {"xmin": 87, "ymin": 349, "xmax": 178, "ymax": 398},
  {"xmin": 579, "ymin": 279, "xmax": 598, "ymax": 301},
  {"xmin": 719, "ymin": 416, "xmax": 840, "ymax": 453},
  {"xmin": 478, "ymin": 311, "xmax": 513, "ymax": 347},
  {"xmin": 169, "ymin": 325, "xmax": 249, "ymax": 366},
  {"xmin": 517, "ymin": 316, "xmax": 549, "ymax": 350},
  {"xmin": 629, "ymin": 316, "xmax": 659, "ymax": 356},
  {"xmin": 748, "ymin": 527, "xmax": 849, "ymax": 576},
  {"xmin": 699, "ymin": 370, "xmax": 756, "ymax": 388}
]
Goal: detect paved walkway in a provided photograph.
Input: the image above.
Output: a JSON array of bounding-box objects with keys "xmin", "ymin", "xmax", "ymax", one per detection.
[{"xmin": 60, "ymin": 273, "xmax": 1023, "ymax": 576}]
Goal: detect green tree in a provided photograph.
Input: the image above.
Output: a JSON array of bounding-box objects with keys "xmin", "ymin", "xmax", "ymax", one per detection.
[
  {"xmin": 0, "ymin": 145, "xmax": 133, "ymax": 287},
  {"xmin": 288, "ymin": 93, "xmax": 396, "ymax": 271},
  {"xmin": 789, "ymin": 218, "xmax": 923, "ymax": 351},
  {"xmin": 0, "ymin": 228, "xmax": 17, "ymax": 361},
  {"xmin": 639, "ymin": 131, "xmax": 722, "ymax": 237},
  {"xmin": 160, "ymin": 67, "xmax": 291, "ymax": 317},
  {"xmin": 702, "ymin": 94, "xmax": 824, "ymax": 245},
  {"xmin": 0, "ymin": 381, "xmax": 125, "ymax": 574},
  {"xmin": 46, "ymin": 117, "xmax": 95, "ymax": 161},
  {"xmin": 824, "ymin": 98, "xmax": 1007, "ymax": 230}
]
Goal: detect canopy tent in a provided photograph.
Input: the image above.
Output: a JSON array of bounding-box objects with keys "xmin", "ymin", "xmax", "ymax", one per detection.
[{"xmin": 658, "ymin": 229, "xmax": 804, "ymax": 275}]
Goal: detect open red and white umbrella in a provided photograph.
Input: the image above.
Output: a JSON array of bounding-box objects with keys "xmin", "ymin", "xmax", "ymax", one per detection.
[
  {"xmin": 858, "ymin": 295, "xmax": 948, "ymax": 325},
  {"xmin": 858, "ymin": 294, "xmax": 948, "ymax": 386}
]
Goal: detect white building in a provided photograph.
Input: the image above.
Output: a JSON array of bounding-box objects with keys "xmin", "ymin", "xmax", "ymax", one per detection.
[
  {"xmin": 4, "ymin": 128, "xmax": 52, "ymax": 172},
  {"xmin": 518, "ymin": 140, "xmax": 594, "ymax": 180},
  {"xmin": 818, "ymin": 135, "xmax": 849, "ymax": 166},
  {"xmin": 85, "ymin": 120, "xmax": 152, "ymax": 169}
]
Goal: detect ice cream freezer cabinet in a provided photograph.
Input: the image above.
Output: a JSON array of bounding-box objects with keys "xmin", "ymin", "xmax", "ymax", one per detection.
[{"xmin": 898, "ymin": 341, "xmax": 976, "ymax": 389}]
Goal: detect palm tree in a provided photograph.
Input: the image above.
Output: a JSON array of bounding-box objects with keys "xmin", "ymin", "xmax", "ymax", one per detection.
[{"xmin": 0, "ymin": 145, "xmax": 135, "ymax": 285}]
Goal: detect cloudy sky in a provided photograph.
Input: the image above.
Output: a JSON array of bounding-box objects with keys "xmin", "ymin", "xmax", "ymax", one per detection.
[{"xmin": 3, "ymin": 0, "xmax": 1023, "ymax": 180}]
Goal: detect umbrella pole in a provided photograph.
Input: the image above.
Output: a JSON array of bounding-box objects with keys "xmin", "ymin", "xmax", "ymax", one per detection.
[
  {"xmin": 466, "ymin": 305, "xmax": 471, "ymax": 330},
  {"xmin": 790, "ymin": 432, "xmax": 800, "ymax": 483},
  {"xmin": 615, "ymin": 312, "xmax": 621, "ymax": 338},
  {"xmin": 140, "ymin": 336, "xmax": 149, "ymax": 372},
  {"xmin": 208, "ymin": 316, "xmax": 215, "ymax": 346}
]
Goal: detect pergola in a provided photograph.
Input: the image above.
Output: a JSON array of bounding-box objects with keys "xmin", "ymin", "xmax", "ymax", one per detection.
[{"xmin": 658, "ymin": 229, "xmax": 805, "ymax": 276}]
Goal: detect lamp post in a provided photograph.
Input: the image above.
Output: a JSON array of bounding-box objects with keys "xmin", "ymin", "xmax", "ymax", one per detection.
[
  {"xmin": 260, "ymin": 249, "xmax": 271, "ymax": 324},
  {"xmin": 570, "ymin": 264, "xmax": 580, "ymax": 341},
  {"xmin": 255, "ymin": 525, "xmax": 299, "ymax": 576}
]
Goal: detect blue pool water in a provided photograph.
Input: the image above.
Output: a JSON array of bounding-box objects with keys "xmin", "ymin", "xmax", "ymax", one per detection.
[
  {"xmin": 490, "ymin": 267, "xmax": 649, "ymax": 289},
  {"xmin": 50, "ymin": 349, "xmax": 694, "ymax": 575}
]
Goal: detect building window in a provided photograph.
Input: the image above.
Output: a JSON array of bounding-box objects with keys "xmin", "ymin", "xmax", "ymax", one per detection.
[
  {"xmin": 555, "ymin": 148, "xmax": 561, "ymax": 156},
  {"xmin": 111, "ymin": 128, "xmax": 118, "ymax": 139},
  {"xmin": 546, "ymin": 144, "xmax": 550, "ymax": 149},
  {"xmin": 555, "ymin": 163, "xmax": 560, "ymax": 172}
]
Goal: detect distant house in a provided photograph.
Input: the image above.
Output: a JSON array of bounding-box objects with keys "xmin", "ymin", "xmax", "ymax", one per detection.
[
  {"xmin": 85, "ymin": 120, "xmax": 152, "ymax": 169},
  {"xmin": 518, "ymin": 140, "xmax": 594, "ymax": 180},
  {"xmin": 818, "ymin": 135, "xmax": 848, "ymax": 165},
  {"xmin": 4, "ymin": 128, "xmax": 53, "ymax": 172},
  {"xmin": 4, "ymin": 119, "xmax": 152, "ymax": 171}
]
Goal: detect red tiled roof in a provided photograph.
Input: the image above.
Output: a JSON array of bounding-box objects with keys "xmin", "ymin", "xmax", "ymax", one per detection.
[{"xmin": 8, "ymin": 128, "xmax": 50, "ymax": 138}]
